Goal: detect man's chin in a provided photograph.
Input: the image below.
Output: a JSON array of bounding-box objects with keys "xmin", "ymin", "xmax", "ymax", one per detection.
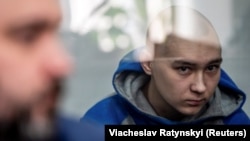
[
  {"xmin": 0, "ymin": 94, "xmax": 34, "ymax": 122},
  {"xmin": 0, "ymin": 103, "xmax": 58, "ymax": 141},
  {"xmin": 19, "ymin": 86, "xmax": 63, "ymax": 140}
]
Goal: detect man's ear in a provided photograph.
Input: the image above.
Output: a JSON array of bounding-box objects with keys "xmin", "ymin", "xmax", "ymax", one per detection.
[
  {"xmin": 141, "ymin": 61, "xmax": 152, "ymax": 75},
  {"xmin": 138, "ymin": 47, "xmax": 153, "ymax": 75},
  {"xmin": 138, "ymin": 47, "xmax": 153, "ymax": 62}
]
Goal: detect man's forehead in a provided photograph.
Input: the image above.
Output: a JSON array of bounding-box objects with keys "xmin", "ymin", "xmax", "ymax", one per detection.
[
  {"xmin": 167, "ymin": 34, "xmax": 220, "ymax": 49},
  {"xmin": 0, "ymin": 0, "xmax": 61, "ymax": 25},
  {"xmin": 154, "ymin": 55, "xmax": 223, "ymax": 67},
  {"xmin": 153, "ymin": 34, "xmax": 221, "ymax": 57}
]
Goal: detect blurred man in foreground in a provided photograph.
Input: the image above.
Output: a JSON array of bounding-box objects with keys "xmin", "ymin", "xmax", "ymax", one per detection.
[{"xmin": 0, "ymin": 0, "xmax": 94, "ymax": 140}]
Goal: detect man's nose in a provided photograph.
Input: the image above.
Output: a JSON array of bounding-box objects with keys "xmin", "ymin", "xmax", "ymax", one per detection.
[
  {"xmin": 42, "ymin": 40, "xmax": 74, "ymax": 79},
  {"xmin": 190, "ymin": 72, "xmax": 206, "ymax": 94}
]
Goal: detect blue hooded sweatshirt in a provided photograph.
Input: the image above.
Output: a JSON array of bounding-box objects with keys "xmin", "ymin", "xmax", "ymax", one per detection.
[
  {"xmin": 81, "ymin": 48, "xmax": 250, "ymax": 132},
  {"xmin": 57, "ymin": 115, "xmax": 103, "ymax": 141}
]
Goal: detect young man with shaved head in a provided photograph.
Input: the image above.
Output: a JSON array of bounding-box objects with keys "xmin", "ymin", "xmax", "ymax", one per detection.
[{"xmin": 81, "ymin": 6, "xmax": 250, "ymax": 130}]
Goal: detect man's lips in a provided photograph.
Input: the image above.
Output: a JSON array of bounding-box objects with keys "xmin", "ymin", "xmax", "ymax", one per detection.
[{"xmin": 185, "ymin": 99, "xmax": 205, "ymax": 106}]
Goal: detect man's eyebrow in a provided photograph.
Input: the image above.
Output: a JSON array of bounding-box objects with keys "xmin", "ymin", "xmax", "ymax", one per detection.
[
  {"xmin": 171, "ymin": 58, "xmax": 223, "ymax": 66},
  {"xmin": 7, "ymin": 16, "xmax": 61, "ymax": 33},
  {"xmin": 208, "ymin": 58, "xmax": 223, "ymax": 64},
  {"xmin": 7, "ymin": 20, "xmax": 48, "ymax": 33},
  {"xmin": 172, "ymin": 60, "xmax": 196, "ymax": 66},
  {"xmin": 21, "ymin": 21, "xmax": 47, "ymax": 29}
]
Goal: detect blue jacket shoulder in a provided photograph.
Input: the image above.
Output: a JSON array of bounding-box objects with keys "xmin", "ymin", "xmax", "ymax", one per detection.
[
  {"xmin": 223, "ymin": 109, "xmax": 250, "ymax": 125},
  {"xmin": 81, "ymin": 94, "xmax": 128, "ymax": 125},
  {"xmin": 56, "ymin": 115, "xmax": 104, "ymax": 141}
]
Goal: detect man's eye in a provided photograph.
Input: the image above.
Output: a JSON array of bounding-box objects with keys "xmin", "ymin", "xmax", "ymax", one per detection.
[
  {"xmin": 206, "ymin": 65, "xmax": 219, "ymax": 72},
  {"xmin": 177, "ymin": 66, "xmax": 191, "ymax": 74},
  {"xmin": 15, "ymin": 31, "xmax": 38, "ymax": 44}
]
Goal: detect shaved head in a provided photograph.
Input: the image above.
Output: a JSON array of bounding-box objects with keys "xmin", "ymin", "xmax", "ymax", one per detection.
[{"xmin": 145, "ymin": 6, "xmax": 221, "ymax": 60}]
